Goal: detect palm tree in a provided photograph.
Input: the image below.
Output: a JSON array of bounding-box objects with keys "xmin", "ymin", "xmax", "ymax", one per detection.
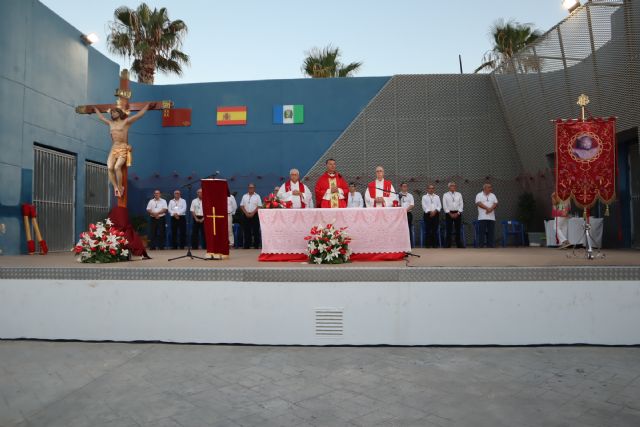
[
  {"xmin": 474, "ymin": 19, "xmax": 542, "ymax": 74},
  {"xmin": 107, "ymin": 3, "xmax": 189, "ymax": 84},
  {"xmin": 302, "ymin": 45, "xmax": 362, "ymax": 78}
]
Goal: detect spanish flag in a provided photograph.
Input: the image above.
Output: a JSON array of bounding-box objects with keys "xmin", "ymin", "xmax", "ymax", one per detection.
[{"xmin": 217, "ymin": 106, "xmax": 247, "ymax": 126}]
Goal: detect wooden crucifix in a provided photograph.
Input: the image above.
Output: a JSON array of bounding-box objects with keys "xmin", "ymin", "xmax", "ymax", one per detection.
[{"xmin": 76, "ymin": 69, "xmax": 172, "ymax": 208}]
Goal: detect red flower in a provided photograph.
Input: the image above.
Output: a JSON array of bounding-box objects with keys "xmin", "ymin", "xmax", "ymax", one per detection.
[
  {"xmin": 74, "ymin": 245, "xmax": 82, "ymax": 253},
  {"xmin": 339, "ymin": 248, "xmax": 346, "ymax": 254},
  {"xmin": 326, "ymin": 223, "xmax": 333, "ymax": 229},
  {"xmin": 89, "ymin": 232, "xmax": 95, "ymax": 239},
  {"xmin": 311, "ymin": 249, "xmax": 319, "ymax": 255},
  {"xmin": 304, "ymin": 236, "xmax": 312, "ymax": 241},
  {"xmin": 110, "ymin": 249, "xmax": 117, "ymax": 255},
  {"xmin": 89, "ymin": 224, "xmax": 96, "ymax": 231},
  {"xmin": 91, "ymin": 246, "xmax": 97, "ymax": 251},
  {"xmin": 310, "ymin": 226, "xmax": 318, "ymax": 235}
]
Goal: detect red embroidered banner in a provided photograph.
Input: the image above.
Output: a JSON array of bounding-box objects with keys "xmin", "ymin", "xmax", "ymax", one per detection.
[{"xmin": 555, "ymin": 118, "xmax": 616, "ymax": 208}]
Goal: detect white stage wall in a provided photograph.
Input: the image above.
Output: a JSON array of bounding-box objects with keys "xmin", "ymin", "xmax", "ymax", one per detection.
[{"xmin": 1, "ymin": 280, "xmax": 639, "ymax": 345}]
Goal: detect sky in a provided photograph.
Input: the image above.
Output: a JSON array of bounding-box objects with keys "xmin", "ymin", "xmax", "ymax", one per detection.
[{"xmin": 40, "ymin": 0, "xmax": 570, "ymax": 85}]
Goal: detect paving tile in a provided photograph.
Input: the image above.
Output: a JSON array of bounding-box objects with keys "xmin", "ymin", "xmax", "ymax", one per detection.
[
  {"xmin": 1, "ymin": 342, "xmax": 639, "ymax": 427},
  {"xmin": 107, "ymin": 391, "xmax": 198, "ymax": 425},
  {"xmin": 169, "ymin": 406, "xmax": 235, "ymax": 427},
  {"xmin": 607, "ymin": 384, "xmax": 640, "ymax": 410}
]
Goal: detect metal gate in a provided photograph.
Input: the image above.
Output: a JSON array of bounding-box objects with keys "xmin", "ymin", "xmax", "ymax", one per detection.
[
  {"xmin": 84, "ymin": 161, "xmax": 110, "ymax": 229},
  {"xmin": 33, "ymin": 145, "xmax": 76, "ymax": 252}
]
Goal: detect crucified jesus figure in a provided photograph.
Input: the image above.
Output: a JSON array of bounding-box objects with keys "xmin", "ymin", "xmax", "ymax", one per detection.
[{"xmin": 93, "ymin": 103, "xmax": 153, "ymax": 198}]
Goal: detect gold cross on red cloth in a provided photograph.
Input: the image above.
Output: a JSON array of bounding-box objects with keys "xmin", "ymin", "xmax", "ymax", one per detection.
[{"xmin": 207, "ymin": 206, "xmax": 225, "ymax": 236}]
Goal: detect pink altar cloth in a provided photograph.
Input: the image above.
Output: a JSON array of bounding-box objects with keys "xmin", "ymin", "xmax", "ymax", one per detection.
[{"xmin": 258, "ymin": 207, "xmax": 411, "ymax": 262}]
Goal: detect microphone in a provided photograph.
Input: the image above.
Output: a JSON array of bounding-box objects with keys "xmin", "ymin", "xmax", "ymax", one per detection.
[{"xmin": 376, "ymin": 187, "xmax": 402, "ymax": 196}]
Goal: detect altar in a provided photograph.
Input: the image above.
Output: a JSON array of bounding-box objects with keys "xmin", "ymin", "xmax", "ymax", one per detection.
[{"xmin": 258, "ymin": 207, "xmax": 411, "ymax": 261}]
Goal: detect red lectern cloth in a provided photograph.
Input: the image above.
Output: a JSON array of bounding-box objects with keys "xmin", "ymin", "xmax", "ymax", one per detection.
[
  {"xmin": 201, "ymin": 179, "xmax": 230, "ymax": 257},
  {"xmin": 555, "ymin": 118, "xmax": 616, "ymax": 208}
]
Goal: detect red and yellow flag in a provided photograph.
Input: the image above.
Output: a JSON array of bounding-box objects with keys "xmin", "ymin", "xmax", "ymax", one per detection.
[{"xmin": 217, "ymin": 106, "xmax": 247, "ymax": 126}]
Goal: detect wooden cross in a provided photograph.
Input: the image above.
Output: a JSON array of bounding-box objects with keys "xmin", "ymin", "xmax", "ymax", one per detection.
[
  {"xmin": 207, "ymin": 206, "xmax": 225, "ymax": 236},
  {"xmin": 75, "ymin": 69, "xmax": 172, "ymax": 208}
]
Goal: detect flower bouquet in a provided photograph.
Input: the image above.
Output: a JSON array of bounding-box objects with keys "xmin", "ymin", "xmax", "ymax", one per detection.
[
  {"xmin": 73, "ymin": 218, "xmax": 129, "ymax": 263},
  {"xmin": 304, "ymin": 223, "xmax": 352, "ymax": 264},
  {"xmin": 262, "ymin": 193, "xmax": 283, "ymax": 209}
]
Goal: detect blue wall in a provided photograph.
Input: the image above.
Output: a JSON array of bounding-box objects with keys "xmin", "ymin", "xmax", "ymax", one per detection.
[
  {"xmin": 125, "ymin": 77, "xmax": 388, "ymax": 214},
  {"xmin": 0, "ymin": 0, "xmax": 118, "ymax": 255},
  {"xmin": 0, "ymin": 0, "xmax": 387, "ymax": 254}
]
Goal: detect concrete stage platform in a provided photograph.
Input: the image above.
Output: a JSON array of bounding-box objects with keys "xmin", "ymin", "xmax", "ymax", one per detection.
[{"xmin": 1, "ymin": 248, "xmax": 639, "ymax": 346}]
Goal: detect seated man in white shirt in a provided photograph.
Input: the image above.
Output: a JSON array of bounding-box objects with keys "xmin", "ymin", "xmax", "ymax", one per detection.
[
  {"xmin": 365, "ymin": 166, "xmax": 397, "ymax": 208},
  {"xmin": 475, "ymin": 183, "xmax": 499, "ymax": 248},
  {"xmin": 277, "ymin": 169, "xmax": 313, "ymax": 208},
  {"xmin": 168, "ymin": 189, "xmax": 187, "ymax": 249},
  {"xmin": 190, "ymin": 188, "xmax": 205, "ymax": 249},
  {"xmin": 399, "ymin": 182, "xmax": 415, "ymax": 247},
  {"xmin": 146, "ymin": 189, "xmax": 168, "ymax": 250},
  {"xmin": 442, "ymin": 182, "xmax": 464, "ymax": 248},
  {"xmin": 347, "ymin": 182, "xmax": 364, "ymax": 208},
  {"xmin": 422, "ymin": 183, "xmax": 442, "ymax": 248},
  {"xmin": 240, "ymin": 183, "xmax": 262, "ymax": 249}
]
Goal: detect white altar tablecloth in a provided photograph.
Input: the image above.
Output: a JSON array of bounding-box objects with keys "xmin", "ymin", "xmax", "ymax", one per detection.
[
  {"xmin": 544, "ymin": 217, "xmax": 604, "ymax": 248},
  {"xmin": 258, "ymin": 207, "xmax": 411, "ymax": 256}
]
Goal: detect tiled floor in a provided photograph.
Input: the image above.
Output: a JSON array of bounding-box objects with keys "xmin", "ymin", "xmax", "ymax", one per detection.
[{"xmin": 1, "ymin": 341, "xmax": 639, "ymax": 426}]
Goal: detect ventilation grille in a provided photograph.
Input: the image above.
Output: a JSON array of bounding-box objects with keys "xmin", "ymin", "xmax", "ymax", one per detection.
[{"xmin": 315, "ymin": 308, "xmax": 344, "ymax": 337}]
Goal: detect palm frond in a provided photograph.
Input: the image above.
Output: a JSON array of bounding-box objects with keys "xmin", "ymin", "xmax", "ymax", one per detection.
[
  {"xmin": 338, "ymin": 62, "xmax": 362, "ymax": 77},
  {"xmin": 478, "ymin": 19, "xmax": 542, "ymax": 73},
  {"xmin": 106, "ymin": 3, "xmax": 189, "ymax": 84},
  {"xmin": 301, "ymin": 44, "xmax": 361, "ymax": 78}
]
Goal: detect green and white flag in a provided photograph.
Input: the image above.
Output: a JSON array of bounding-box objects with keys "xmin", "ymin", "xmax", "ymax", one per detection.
[{"xmin": 273, "ymin": 105, "xmax": 304, "ymax": 124}]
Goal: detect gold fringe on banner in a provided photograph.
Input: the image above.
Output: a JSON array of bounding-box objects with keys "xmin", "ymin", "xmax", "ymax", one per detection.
[{"xmin": 605, "ymin": 204, "xmax": 610, "ymax": 216}]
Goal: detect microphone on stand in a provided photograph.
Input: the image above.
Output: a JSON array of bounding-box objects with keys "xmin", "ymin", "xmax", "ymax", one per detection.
[{"xmin": 376, "ymin": 187, "xmax": 402, "ymax": 196}]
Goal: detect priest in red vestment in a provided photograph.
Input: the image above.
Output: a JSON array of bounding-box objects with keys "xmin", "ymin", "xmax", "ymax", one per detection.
[
  {"xmin": 314, "ymin": 159, "xmax": 349, "ymax": 208},
  {"xmin": 365, "ymin": 165, "xmax": 398, "ymax": 207}
]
